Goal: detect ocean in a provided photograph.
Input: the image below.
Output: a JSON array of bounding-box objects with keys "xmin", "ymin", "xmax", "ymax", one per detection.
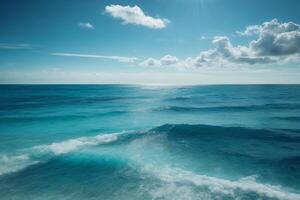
[{"xmin": 0, "ymin": 84, "xmax": 300, "ymax": 200}]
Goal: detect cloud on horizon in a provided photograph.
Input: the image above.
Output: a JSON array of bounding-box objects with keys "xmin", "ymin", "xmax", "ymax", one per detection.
[
  {"xmin": 105, "ymin": 5, "xmax": 169, "ymax": 29},
  {"xmin": 140, "ymin": 55, "xmax": 179, "ymax": 67},
  {"xmin": 140, "ymin": 19, "xmax": 300, "ymax": 68}
]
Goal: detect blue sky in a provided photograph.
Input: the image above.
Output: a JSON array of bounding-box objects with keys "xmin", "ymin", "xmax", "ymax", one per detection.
[{"xmin": 1, "ymin": 0, "xmax": 300, "ymax": 84}]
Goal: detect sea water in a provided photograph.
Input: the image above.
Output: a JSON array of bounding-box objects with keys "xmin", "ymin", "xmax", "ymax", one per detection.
[{"xmin": 0, "ymin": 85, "xmax": 300, "ymax": 200}]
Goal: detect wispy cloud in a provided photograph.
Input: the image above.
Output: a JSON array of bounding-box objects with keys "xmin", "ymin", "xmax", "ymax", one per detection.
[
  {"xmin": 52, "ymin": 53, "xmax": 138, "ymax": 63},
  {"xmin": 78, "ymin": 22, "xmax": 95, "ymax": 29},
  {"xmin": 0, "ymin": 43, "xmax": 31, "ymax": 49},
  {"xmin": 105, "ymin": 5, "xmax": 169, "ymax": 29}
]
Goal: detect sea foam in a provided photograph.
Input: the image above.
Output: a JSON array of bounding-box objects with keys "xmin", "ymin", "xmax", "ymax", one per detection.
[
  {"xmin": 0, "ymin": 154, "xmax": 36, "ymax": 176},
  {"xmin": 0, "ymin": 132, "xmax": 121, "ymax": 176},
  {"xmin": 37, "ymin": 133, "xmax": 119, "ymax": 155},
  {"xmin": 145, "ymin": 166, "xmax": 300, "ymax": 200}
]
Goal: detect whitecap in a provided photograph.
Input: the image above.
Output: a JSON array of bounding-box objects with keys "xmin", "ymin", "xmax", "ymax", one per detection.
[
  {"xmin": 0, "ymin": 154, "xmax": 37, "ymax": 176},
  {"xmin": 36, "ymin": 133, "xmax": 119, "ymax": 155},
  {"xmin": 0, "ymin": 132, "xmax": 122, "ymax": 176},
  {"xmin": 142, "ymin": 165, "xmax": 300, "ymax": 200}
]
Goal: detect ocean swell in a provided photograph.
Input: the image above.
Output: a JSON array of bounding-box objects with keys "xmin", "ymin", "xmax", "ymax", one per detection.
[
  {"xmin": 0, "ymin": 132, "xmax": 123, "ymax": 176},
  {"xmin": 1, "ymin": 124, "xmax": 300, "ymax": 200},
  {"xmin": 153, "ymin": 103, "xmax": 300, "ymax": 113}
]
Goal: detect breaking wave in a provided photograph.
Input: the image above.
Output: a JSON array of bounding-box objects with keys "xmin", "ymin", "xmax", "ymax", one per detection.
[
  {"xmin": 0, "ymin": 132, "xmax": 124, "ymax": 176},
  {"xmin": 1, "ymin": 124, "xmax": 300, "ymax": 200}
]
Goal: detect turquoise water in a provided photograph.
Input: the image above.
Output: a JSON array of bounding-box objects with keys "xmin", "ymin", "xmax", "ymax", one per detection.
[{"xmin": 0, "ymin": 85, "xmax": 300, "ymax": 200}]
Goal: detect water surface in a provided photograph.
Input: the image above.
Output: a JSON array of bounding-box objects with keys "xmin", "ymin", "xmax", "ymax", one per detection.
[{"xmin": 0, "ymin": 85, "xmax": 300, "ymax": 200}]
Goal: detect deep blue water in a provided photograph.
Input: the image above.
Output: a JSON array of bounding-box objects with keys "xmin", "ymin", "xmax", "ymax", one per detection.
[{"xmin": 0, "ymin": 85, "xmax": 300, "ymax": 200}]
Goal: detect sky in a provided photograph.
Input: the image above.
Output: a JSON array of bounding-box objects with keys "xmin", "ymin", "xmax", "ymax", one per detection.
[{"xmin": 0, "ymin": 0, "xmax": 300, "ymax": 84}]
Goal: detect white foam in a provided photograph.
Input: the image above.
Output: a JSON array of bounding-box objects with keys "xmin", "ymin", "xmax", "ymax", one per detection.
[
  {"xmin": 0, "ymin": 132, "xmax": 121, "ymax": 176},
  {"xmin": 0, "ymin": 154, "xmax": 37, "ymax": 176},
  {"xmin": 143, "ymin": 165, "xmax": 300, "ymax": 200},
  {"xmin": 37, "ymin": 133, "xmax": 119, "ymax": 155}
]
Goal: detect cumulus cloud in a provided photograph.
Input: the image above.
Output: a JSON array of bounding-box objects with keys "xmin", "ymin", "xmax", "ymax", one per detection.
[
  {"xmin": 140, "ymin": 36, "xmax": 274, "ymax": 68},
  {"xmin": 191, "ymin": 36, "xmax": 275, "ymax": 67},
  {"xmin": 160, "ymin": 55, "xmax": 179, "ymax": 65},
  {"xmin": 237, "ymin": 25, "xmax": 261, "ymax": 36},
  {"xmin": 140, "ymin": 55, "xmax": 179, "ymax": 67},
  {"xmin": 248, "ymin": 19, "xmax": 300, "ymax": 56},
  {"xmin": 52, "ymin": 53, "xmax": 138, "ymax": 63},
  {"xmin": 105, "ymin": 5, "xmax": 169, "ymax": 29},
  {"xmin": 141, "ymin": 19, "xmax": 300, "ymax": 68},
  {"xmin": 140, "ymin": 58, "xmax": 161, "ymax": 67},
  {"xmin": 78, "ymin": 22, "xmax": 94, "ymax": 29}
]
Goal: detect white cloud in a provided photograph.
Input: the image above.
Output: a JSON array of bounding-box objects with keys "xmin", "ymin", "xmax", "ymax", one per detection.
[
  {"xmin": 141, "ymin": 19, "xmax": 300, "ymax": 69},
  {"xmin": 237, "ymin": 19, "xmax": 300, "ymax": 56},
  {"xmin": 249, "ymin": 19, "xmax": 300, "ymax": 56},
  {"xmin": 52, "ymin": 53, "xmax": 138, "ymax": 63},
  {"xmin": 105, "ymin": 5, "xmax": 169, "ymax": 29},
  {"xmin": 140, "ymin": 36, "xmax": 274, "ymax": 68},
  {"xmin": 237, "ymin": 25, "xmax": 261, "ymax": 36},
  {"xmin": 160, "ymin": 55, "xmax": 179, "ymax": 65},
  {"xmin": 191, "ymin": 36, "xmax": 276, "ymax": 67},
  {"xmin": 140, "ymin": 57, "xmax": 161, "ymax": 67},
  {"xmin": 78, "ymin": 22, "xmax": 94, "ymax": 29},
  {"xmin": 140, "ymin": 55, "xmax": 179, "ymax": 67}
]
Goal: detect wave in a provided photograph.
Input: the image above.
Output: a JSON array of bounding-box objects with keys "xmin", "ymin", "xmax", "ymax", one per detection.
[
  {"xmin": 166, "ymin": 96, "xmax": 192, "ymax": 101},
  {"xmin": 154, "ymin": 103, "xmax": 300, "ymax": 113},
  {"xmin": 0, "ymin": 110, "xmax": 128, "ymax": 122},
  {"xmin": 1, "ymin": 124, "xmax": 300, "ymax": 199},
  {"xmin": 152, "ymin": 124, "xmax": 300, "ymax": 143},
  {"xmin": 3, "ymin": 155, "xmax": 299, "ymax": 200},
  {"xmin": 0, "ymin": 131, "xmax": 124, "ymax": 176},
  {"xmin": 273, "ymin": 116, "xmax": 300, "ymax": 122},
  {"xmin": 0, "ymin": 95, "xmax": 143, "ymax": 111},
  {"xmin": 143, "ymin": 166, "xmax": 300, "ymax": 200},
  {"xmin": 36, "ymin": 133, "xmax": 119, "ymax": 155},
  {"xmin": 0, "ymin": 154, "xmax": 38, "ymax": 176},
  {"xmin": 2, "ymin": 123, "xmax": 300, "ymax": 177}
]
